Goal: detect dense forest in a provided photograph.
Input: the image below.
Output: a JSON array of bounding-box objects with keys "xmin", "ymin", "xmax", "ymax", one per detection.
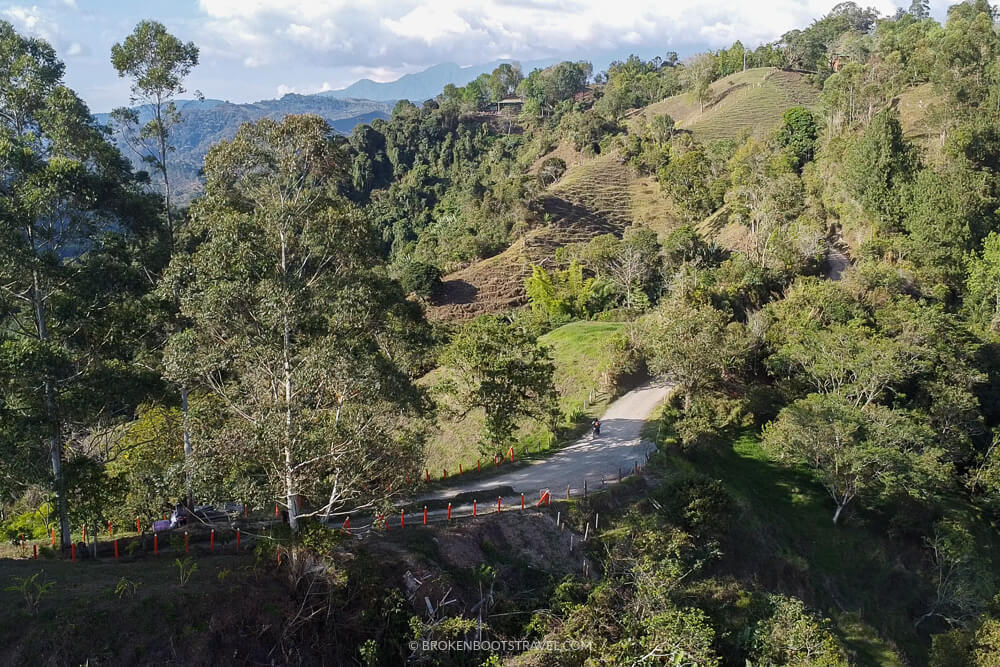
[{"xmin": 4, "ymin": 1, "xmax": 1000, "ymax": 664}]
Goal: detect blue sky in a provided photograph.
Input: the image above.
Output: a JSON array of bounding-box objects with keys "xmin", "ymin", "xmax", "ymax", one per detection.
[{"xmin": 1, "ymin": 0, "xmax": 950, "ymax": 112}]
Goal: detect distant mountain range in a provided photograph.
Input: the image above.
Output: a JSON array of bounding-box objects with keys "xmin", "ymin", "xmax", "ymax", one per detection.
[
  {"xmin": 319, "ymin": 59, "xmax": 554, "ymax": 102},
  {"xmin": 95, "ymin": 96, "xmax": 394, "ymax": 204},
  {"xmin": 94, "ymin": 59, "xmax": 554, "ymax": 203}
]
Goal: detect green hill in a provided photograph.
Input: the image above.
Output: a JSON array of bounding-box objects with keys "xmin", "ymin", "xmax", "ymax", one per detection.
[
  {"xmin": 429, "ymin": 68, "xmax": 821, "ymax": 322},
  {"xmin": 637, "ymin": 67, "xmax": 821, "ymax": 143}
]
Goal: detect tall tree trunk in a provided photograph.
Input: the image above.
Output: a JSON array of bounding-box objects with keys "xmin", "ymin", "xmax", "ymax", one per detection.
[
  {"xmin": 832, "ymin": 501, "xmax": 846, "ymax": 525},
  {"xmin": 181, "ymin": 386, "xmax": 193, "ymax": 508},
  {"xmin": 155, "ymin": 96, "xmax": 173, "ymax": 234},
  {"xmin": 280, "ymin": 231, "xmax": 298, "ymax": 532},
  {"xmin": 31, "ymin": 267, "xmax": 70, "ymax": 549}
]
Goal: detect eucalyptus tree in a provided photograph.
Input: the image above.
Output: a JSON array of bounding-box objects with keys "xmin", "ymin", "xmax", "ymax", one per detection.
[
  {"xmin": 164, "ymin": 115, "xmax": 428, "ymax": 532},
  {"xmin": 111, "ymin": 20, "xmax": 199, "ymax": 506},
  {"xmin": 110, "ymin": 20, "xmax": 199, "ymax": 231},
  {"xmin": 0, "ymin": 21, "xmax": 162, "ymax": 548}
]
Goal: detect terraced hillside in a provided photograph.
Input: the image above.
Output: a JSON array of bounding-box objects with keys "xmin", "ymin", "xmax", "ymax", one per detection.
[
  {"xmin": 426, "ymin": 154, "xmax": 635, "ymax": 321},
  {"xmin": 638, "ymin": 67, "xmax": 820, "ymax": 143},
  {"xmin": 427, "ymin": 68, "xmax": 823, "ymax": 322}
]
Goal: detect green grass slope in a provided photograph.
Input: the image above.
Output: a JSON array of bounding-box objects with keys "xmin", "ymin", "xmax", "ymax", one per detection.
[
  {"xmin": 640, "ymin": 68, "xmax": 821, "ymax": 143},
  {"xmin": 657, "ymin": 426, "xmax": 963, "ymax": 665}
]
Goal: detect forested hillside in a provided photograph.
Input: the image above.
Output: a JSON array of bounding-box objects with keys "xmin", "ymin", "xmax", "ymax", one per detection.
[{"xmin": 4, "ymin": 2, "xmax": 1000, "ymax": 665}]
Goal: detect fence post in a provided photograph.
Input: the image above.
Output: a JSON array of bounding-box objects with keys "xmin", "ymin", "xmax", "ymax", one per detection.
[
  {"xmin": 236, "ymin": 528, "xmax": 241, "ymax": 550},
  {"xmin": 473, "ymin": 500, "xmax": 477, "ymax": 516},
  {"xmin": 425, "ymin": 469, "xmax": 430, "ymax": 483},
  {"xmin": 423, "ymin": 506, "xmax": 428, "ymax": 525},
  {"xmin": 153, "ymin": 534, "xmax": 158, "ymax": 555},
  {"xmin": 521, "ymin": 493, "xmax": 525, "ymax": 510},
  {"xmin": 447, "ymin": 503, "xmax": 452, "ymax": 521},
  {"xmin": 497, "ymin": 496, "xmax": 502, "ymax": 514},
  {"xmin": 477, "ymin": 459, "xmax": 481, "ymax": 472},
  {"xmin": 210, "ymin": 529, "xmax": 215, "ymax": 551},
  {"xmin": 184, "ymin": 531, "xmax": 189, "ymax": 553},
  {"xmin": 113, "ymin": 540, "xmax": 118, "ymax": 560},
  {"xmin": 400, "ymin": 510, "xmax": 405, "ymax": 529}
]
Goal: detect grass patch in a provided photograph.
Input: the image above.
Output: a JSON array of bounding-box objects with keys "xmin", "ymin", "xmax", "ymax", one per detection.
[
  {"xmin": 629, "ymin": 176, "xmax": 684, "ymax": 240},
  {"xmin": 0, "ymin": 552, "xmax": 284, "ymax": 664}
]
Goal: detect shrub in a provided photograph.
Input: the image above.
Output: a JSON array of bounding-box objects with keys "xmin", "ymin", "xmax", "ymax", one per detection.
[
  {"xmin": 1, "ymin": 507, "xmax": 50, "ymax": 543},
  {"xmin": 538, "ymin": 156, "xmax": 567, "ymax": 186},
  {"xmin": 656, "ymin": 474, "xmax": 735, "ymax": 536},
  {"xmin": 746, "ymin": 595, "xmax": 848, "ymax": 666},
  {"xmin": 296, "ymin": 520, "xmax": 344, "ymax": 555},
  {"xmin": 398, "ymin": 261, "xmax": 442, "ymax": 299}
]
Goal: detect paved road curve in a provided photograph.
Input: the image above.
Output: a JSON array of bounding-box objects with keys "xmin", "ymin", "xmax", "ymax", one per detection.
[{"xmin": 418, "ymin": 381, "xmax": 672, "ymax": 504}]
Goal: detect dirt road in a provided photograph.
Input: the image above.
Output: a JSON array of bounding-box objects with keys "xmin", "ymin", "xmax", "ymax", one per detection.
[{"xmin": 418, "ymin": 381, "xmax": 672, "ymax": 505}]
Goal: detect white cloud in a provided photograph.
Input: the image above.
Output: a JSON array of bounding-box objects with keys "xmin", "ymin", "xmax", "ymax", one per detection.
[
  {"xmin": 2, "ymin": 3, "xmax": 83, "ymax": 56},
  {"xmin": 195, "ymin": 0, "xmax": 900, "ymax": 73}
]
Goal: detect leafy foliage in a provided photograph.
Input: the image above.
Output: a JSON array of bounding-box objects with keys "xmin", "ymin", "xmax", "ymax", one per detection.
[{"xmin": 440, "ymin": 315, "xmax": 556, "ymax": 451}]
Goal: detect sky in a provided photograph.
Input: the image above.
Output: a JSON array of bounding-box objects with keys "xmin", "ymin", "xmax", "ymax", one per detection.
[{"xmin": 0, "ymin": 0, "xmax": 953, "ymax": 113}]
